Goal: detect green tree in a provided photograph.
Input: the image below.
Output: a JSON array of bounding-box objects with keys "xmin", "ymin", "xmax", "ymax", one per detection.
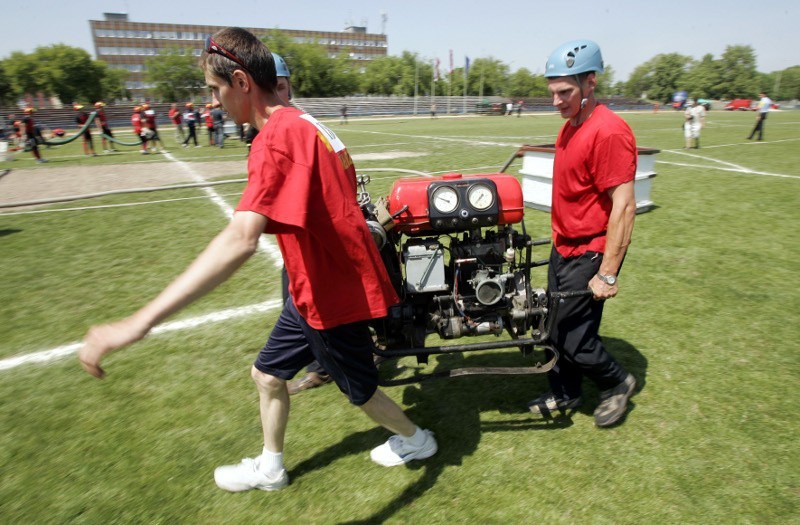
[
  {"xmin": 0, "ymin": 61, "xmax": 12, "ymax": 105},
  {"xmin": 3, "ymin": 51, "xmax": 43, "ymax": 100},
  {"xmin": 98, "ymin": 64, "xmax": 130, "ymax": 101},
  {"xmin": 507, "ymin": 68, "xmax": 548, "ymax": 97},
  {"xmin": 716, "ymin": 45, "xmax": 759, "ymax": 99},
  {"xmin": 145, "ymin": 48, "xmax": 205, "ymax": 102},
  {"xmin": 682, "ymin": 54, "xmax": 722, "ymax": 99},
  {"xmin": 360, "ymin": 53, "xmax": 420, "ymax": 96},
  {"xmin": 34, "ymin": 45, "xmax": 103, "ymax": 103},
  {"xmin": 767, "ymin": 66, "xmax": 800, "ymax": 100},
  {"xmin": 263, "ymin": 31, "xmax": 357, "ymax": 98},
  {"xmin": 625, "ymin": 53, "xmax": 692, "ymax": 102},
  {"xmin": 467, "ymin": 58, "xmax": 508, "ymax": 96},
  {"xmin": 595, "ymin": 64, "xmax": 615, "ymax": 96}
]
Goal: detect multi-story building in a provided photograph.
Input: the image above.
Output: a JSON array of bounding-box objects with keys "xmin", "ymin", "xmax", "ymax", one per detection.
[{"xmin": 89, "ymin": 13, "xmax": 388, "ymax": 100}]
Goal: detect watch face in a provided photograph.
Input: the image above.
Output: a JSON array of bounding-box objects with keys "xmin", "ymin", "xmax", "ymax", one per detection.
[{"xmin": 599, "ymin": 273, "xmax": 616, "ymax": 285}]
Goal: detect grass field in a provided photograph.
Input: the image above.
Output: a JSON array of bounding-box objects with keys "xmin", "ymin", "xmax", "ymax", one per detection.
[{"xmin": 1, "ymin": 109, "xmax": 799, "ymax": 524}]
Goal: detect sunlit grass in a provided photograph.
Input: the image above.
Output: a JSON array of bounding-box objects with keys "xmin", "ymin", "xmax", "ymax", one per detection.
[{"xmin": 1, "ymin": 110, "xmax": 798, "ymax": 524}]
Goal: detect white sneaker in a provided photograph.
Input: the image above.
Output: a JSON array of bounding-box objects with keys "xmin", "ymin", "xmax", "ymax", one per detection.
[
  {"xmin": 214, "ymin": 457, "xmax": 289, "ymax": 492},
  {"xmin": 370, "ymin": 429, "xmax": 438, "ymax": 467}
]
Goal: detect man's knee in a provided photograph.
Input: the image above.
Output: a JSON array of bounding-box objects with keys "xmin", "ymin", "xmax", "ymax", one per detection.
[{"xmin": 250, "ymin": 365, "xmax": 285, "ymax": 394}]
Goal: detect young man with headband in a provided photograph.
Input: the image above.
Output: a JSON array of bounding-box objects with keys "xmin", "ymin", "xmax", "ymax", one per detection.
[{"xmin": 79, "ymin": 27, "xmax": 437, "ymax": 492}]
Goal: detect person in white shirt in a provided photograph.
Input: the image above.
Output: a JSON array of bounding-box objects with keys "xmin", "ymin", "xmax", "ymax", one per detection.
[
  {"xmin": 683, "ymin": 99, "xmax": 706, "ymax": 149},
  {"xmin": 747, "ymin": 92, "xmax": 772, "ymax": 141}
]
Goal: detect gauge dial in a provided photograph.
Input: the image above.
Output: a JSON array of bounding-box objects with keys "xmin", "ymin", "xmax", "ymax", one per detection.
[
  {"xmin": 467, "ymin": 183, "xmax": 494, "ymax": 211},
  {"xmin": 431, "ymin": 186, "xmax": 459, "ymax": 213}
]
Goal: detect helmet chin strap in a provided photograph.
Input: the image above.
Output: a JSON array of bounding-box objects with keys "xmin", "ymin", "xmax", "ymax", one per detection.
[{"xmin": 572, "ymin": 74, "xmax": 594, "ymax": 124}]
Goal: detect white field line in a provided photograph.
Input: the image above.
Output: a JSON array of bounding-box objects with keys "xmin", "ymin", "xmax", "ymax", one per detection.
[
  {"xmin": 659, "ymin": 148, "xmax": 800, "ymax": 179},
  {"xmin": 345, "ymin": 128, "xmax": 524, "ymax": 148},
  {"xmin": 0, "ymin": 300, "xmax": 283, "ymax": 371},
  {"xmin": 1, "ymin": 155, "xmax": 285, "ymax": 372},
  {"xmin": 0, "ymin": 193, "xmax": 244, "ymax": 216},
  {"xmin": 162, "ymin": 151, "xmax": 284, "ymax": 268}
]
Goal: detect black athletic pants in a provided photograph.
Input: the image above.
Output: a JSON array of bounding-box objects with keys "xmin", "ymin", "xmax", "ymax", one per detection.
[{"xmin": 546, "ymin": 247, "xmax": 628, "ymax": 399}]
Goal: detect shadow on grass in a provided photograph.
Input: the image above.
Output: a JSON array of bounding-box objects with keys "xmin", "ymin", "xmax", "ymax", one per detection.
[
  {"xmin": 291, "ymin": 338, "xmax": 646, "ymax": 524},
  {"xmin": 0, "ymin": 228, "xmax": 22, "ymax": 237}
]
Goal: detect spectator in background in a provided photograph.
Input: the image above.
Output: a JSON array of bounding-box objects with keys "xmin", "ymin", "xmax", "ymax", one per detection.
[
  {"xmin": 517, "ymin": 100, "xmax": 524, "ymax": 117},
  {"xmin": 203, "ymin": 103, "xmax": 215, "ymax": 146},
  {"xmin": 142, "ymin": 103, "xmax": 167, "ymax": 153},
  {"xmin": 212, "ymin": 102, "xmax": 225, "ymax": 148},
  {"xmin": 182, "ymin": 102, "xmax": 200, "ymax": 148},
  {"xmin": 131, "ymin": 105, "xmax": 149, "ymax": 155},
  {"xmin": 169, "ymin": 103, "xmax": 185, "ymax": 143},
  {"xmin": 747, "ymin": 91, "xmax": 772, "ymax": 141},
  {"xmin": 94, "ymin": 101, "xmax": 118, "ymax": 153},
  {"xmin": 7, "ymin": 114, "xmax": 21, "ymax": 151},
  {"xmin": 74, "ymin": 104, "xmax": 97, "ymax": 157},
  {"xmin": 683, "ymin": 99, "xmax": 705, "ymax": 149},
  {"xmin": 340, "ymin": 104, "xmax": 348, "ymax": 124},
  {"xmin": 22, "ymin": 107, "xmax": 46, "ymax": 163}
]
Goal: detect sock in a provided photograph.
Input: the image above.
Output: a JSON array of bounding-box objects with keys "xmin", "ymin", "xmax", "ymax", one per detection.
[
  {"xmin": 259, "ymin": 447, "xmax": 284, "ymax": 475},
  {"xmin": 405, "ymin": 426, "xmax": 427, "ymax": 446}
]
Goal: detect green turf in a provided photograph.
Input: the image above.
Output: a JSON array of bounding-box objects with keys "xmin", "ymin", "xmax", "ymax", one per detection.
[{"xmin": 1, "ymin": 110, "xmax": 798, "ymax": 524}]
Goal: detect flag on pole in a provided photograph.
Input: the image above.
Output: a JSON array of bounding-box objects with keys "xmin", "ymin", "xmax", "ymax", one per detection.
[
  {"xmin": 465, "ymin": 56, "xmax": 470, "ymax": 77},
  {"xmin": 434, "ymin": 58, "xmax": 440, "ymax": 82},
  {"xmin": 449, "ymin": 49, "xmax": 454, "ymax": 74}
]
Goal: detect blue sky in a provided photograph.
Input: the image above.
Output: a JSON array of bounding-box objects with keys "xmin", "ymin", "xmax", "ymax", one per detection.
[{"xmin": 2, "ymin": 0, "xmax": 797, "ymax": 82}]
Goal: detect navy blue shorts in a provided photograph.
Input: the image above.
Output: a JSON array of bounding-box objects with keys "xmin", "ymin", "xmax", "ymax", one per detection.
[{"xmin": 254, "ymin": 297, "xmax": 379, "ymax": 405}]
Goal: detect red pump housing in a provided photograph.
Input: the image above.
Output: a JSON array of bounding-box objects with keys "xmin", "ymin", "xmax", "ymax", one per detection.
[{"xmin": 388, "ymin": 173, "xmax": 524, "ymax": 234}]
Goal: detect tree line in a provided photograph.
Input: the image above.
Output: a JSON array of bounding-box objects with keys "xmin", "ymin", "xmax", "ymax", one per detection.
[{"xmin": 1, "ymin": 34, "xmax": 797, "ymax": 107}]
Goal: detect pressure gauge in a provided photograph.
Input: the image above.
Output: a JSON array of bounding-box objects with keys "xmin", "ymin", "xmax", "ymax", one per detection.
[
  {"xmin": 431, "ymin": 185, "xmax": 459, "ymax": 213},
  {"xmin": 467, "ymin": 183, "xmax": 495, "ymax": 211}
]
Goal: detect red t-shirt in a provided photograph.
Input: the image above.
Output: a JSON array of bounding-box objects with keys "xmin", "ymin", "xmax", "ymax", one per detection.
[
  {"xmin": 169, "ymin": 108, "xmax": 182, "ymax": 124},
  {"xmin": 143, "ymin": 110, "xmax": 157, "ymax": 129},
  {"xmin": 131, "ymin": 113, "xmax": 142, "ymax": 134},
  {"xmin": 551, "ymin": 104, "xmax": 637, "ymax": 257},
  {"xmin": 236, "ymin": 107, "xmax": 399, "ymax": 329}
]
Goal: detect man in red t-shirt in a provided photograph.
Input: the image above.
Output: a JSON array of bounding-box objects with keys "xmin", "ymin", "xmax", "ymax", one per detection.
[
  {"xmin": 94, "ymin": 101, "xmax": 118, "ymax": 153},
  {"xmin": 78, "ymin": 27, "xmax": 437, "ymax": 493},
  {"xmin": 131, "ymin": 105, "xmax": 148, "ymax": 154},
  {"xmin": 141, "ymin": 103, "xmax": 166, "ymax": 152},
  {"xmin": 526, "ymin": 39, "xmax": 638, "ymax": 428},
  {"xmin": 202, "ymin": 103, "xmax": 214, "ymax": 145},
  {"xmin": 22, "ymin": 107, "xmax": 47, "ymax": 163},
  {"xmin": 74, "ymin": 104, "xmax": 97, "ymax": 156},
  {"xmin": 168, "ymin": 103, "xmax": 185, "ymax": 142}
]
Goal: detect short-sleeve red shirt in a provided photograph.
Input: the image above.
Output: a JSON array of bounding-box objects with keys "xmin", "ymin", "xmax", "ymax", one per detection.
[
  {"xmin": 131, "ymin": 113, "xmax": 142, "ymax": 134},
  {"xmin": 236, "ymin": 107, "xmax": 399, "ymax": 329},
  {"xmin": 551, "ymin": 104, "xmax": 637, "ymax": 257}
]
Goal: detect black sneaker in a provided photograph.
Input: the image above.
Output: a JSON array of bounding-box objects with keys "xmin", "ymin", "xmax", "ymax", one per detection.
[
  {"xmin": 594, "ymin": 373, "xmax": 636, "ymax": 427},
  {"xmin": 527, "ymin": 391, "xmax": 583, "ymax": 416}
]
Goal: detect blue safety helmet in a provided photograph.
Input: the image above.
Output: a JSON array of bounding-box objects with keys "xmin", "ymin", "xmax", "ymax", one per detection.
[
  {"xmin": 545, "ymin": 39, "xmax": 604, "ymax": 78},
  {"xmin": 272, "ymin": 53, "xmax": 290, "ymax": 78}
]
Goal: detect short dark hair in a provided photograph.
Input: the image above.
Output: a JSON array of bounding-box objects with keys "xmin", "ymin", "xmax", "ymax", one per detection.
[{"xmin": 201, "ymin": 27, "xmax": 277, "ymax": 93}]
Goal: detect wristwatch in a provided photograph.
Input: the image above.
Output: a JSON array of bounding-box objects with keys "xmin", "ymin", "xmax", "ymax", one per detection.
[{"xmin": 597, "ymin": 273, "xmax": 617, "ymax": 286}]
